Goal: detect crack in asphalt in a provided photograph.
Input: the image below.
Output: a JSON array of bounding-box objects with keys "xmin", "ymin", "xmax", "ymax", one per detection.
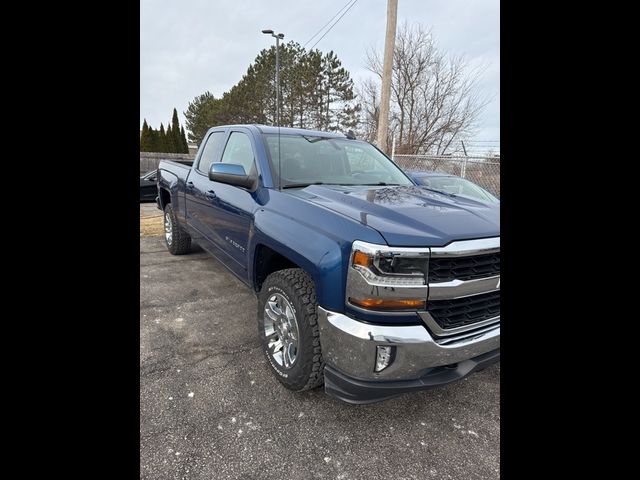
[
  {"xmin": 140, "ymin": 343, "xmax": 261, "ymax": 379},
  {"xmin": 139, "ymin": 296, "xmax": 255, "ymax": 311},
  {"xmin": 139, "ymin": 300, "xmax": 210, "ymax": 311},
  {"xmin": 140, "ymin": 361, "xmax": 175, "ymax": 377},
  {"xmin": 141, "ymin": 257, "xmax": 213, "ymax": 267},
  {"xmin": 140, "ymin": 423, "xmax": 197, "ymax": 443},
  {"xmin": 187, "ymin": 344, "xmax": 261, "ymax": 367}
]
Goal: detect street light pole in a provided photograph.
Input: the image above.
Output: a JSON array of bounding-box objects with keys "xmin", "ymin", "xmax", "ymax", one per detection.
[{"xmin": 262, "ymin": 29, "xmax": 285, "ymax": 127}]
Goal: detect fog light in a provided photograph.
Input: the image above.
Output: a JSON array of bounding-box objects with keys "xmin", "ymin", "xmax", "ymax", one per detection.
[{"xmin": 375, "ymin": 345, "xmax": 395, "ymax": 372}]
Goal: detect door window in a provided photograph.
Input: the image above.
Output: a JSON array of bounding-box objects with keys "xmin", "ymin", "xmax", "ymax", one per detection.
[
  {"xmin": 196, "ymin": 131, "xmax": 226, "ymax": 175},
  {"xmin": 220, "ymin": 132, "xmax": 255, "ymax": 174}
]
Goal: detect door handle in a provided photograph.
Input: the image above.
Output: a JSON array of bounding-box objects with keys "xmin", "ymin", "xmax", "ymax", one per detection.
[
  {"xmin": 186, "ymin": 181, "xmax": 194, "ymax": 190},
  {"xmin": 205, "ymin": 190, "xmax": 217, "ymax": 200}
]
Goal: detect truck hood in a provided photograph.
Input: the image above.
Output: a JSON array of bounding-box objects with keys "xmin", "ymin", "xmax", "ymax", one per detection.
[{"xmin": 286, "ymin": 185, "xmax": 500, "ymax": 247}]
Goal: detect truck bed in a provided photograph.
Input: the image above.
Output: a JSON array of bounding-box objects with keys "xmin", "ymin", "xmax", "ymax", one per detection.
[{"xmin": 160, "ymin": 159, "xmax": 193, "ymax": 169}]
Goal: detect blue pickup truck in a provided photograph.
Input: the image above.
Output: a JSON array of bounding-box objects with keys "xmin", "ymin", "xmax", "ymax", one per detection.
[{"xmin": 157, "ymin": 124, "xmax": 500, "ymax": 404}]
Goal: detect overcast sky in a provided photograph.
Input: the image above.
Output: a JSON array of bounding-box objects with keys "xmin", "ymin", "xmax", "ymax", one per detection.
[{"xmin": 140, "ymin": 0, "xmax": 499, "ymax": 151}]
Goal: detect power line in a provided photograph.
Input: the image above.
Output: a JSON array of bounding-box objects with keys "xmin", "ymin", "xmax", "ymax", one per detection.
[
  {"xmin": 303, "ymin": 0, "xmax": 355, "ymax": 48},
  {"xmin": 309, "ymin": 0, "xmax": 358, "ymax": 50}
]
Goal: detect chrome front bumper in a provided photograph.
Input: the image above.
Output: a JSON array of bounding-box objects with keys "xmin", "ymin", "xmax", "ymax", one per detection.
[{"xmin": 317, "ymin": 306, "xmax": 500, "ymax": 382}]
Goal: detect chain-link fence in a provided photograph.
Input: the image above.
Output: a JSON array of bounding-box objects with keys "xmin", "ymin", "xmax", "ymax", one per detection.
[{"xmin": 393, "ymin": 154, "xmax": 500, "ymax": 197}]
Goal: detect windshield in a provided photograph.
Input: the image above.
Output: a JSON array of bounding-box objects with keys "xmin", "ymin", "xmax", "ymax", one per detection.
[
  {"xmin": 414, "ymin": 175, "xmax": 499, "ymax": 203},
  {"xmin": 262, "ymin": 134, "xmax": 414, "ymax": 188}
]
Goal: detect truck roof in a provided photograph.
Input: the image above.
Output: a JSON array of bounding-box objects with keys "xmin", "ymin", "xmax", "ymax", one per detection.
[{"xmin": 212, "ymin": 124, "xmax": 350, "ymax": 138}]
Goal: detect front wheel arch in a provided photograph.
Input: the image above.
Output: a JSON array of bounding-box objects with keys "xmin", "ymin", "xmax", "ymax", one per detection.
[{"xmin": 257, "ymin": 268, "xmax": 325, "ymax": 392}]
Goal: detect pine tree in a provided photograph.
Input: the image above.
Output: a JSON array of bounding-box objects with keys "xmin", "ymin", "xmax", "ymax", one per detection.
[
  {"xmin": 180, "ymin": 127, "xmax": 189, "ymax": 153},
  {"xmin": 171, "ymin": 108, "xmax": 182, "ymax": 153},
  {"xmin": 148, "ymin": 127, "xmax": 158, "ymax": 152},
  {"xmin": 140, "ymin": 119, "xmax": 150, "ymax": 151},
  {"xmin": 153, "ymin": 127, "xmax": 160, "ymax": 152},
  {"xmin": 183, "ymin": 42, "xmax": 357, "ymax": 137},
  {"xmin": 159, "ymin": 123, "xmax": 167, "ymax": 152},
  {"xmin": 321, "ymin": 51, "xmax": 355, "ymax": 131},
  {"xmin": 184, "ymin": 92, "xmax": 219, "ymax": 145},
  {"xmin": 166, "ymin": 124, "xmax": 174, "ymax": 153}
]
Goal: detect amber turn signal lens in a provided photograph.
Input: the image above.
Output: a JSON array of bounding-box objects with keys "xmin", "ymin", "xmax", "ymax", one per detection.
[
  {"xmin": 349, "ymin": 297, "xmax": 426, "ymax": 310},
  {"xmin": 352, "ymin": 250, "xmax": 371, "ymax": 267}
]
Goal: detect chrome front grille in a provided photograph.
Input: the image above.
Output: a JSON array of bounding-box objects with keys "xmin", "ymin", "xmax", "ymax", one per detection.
[
  {"xmin": 428, "ymin": 252, "xmax": 500, "ymax": 283},
  {"xmin": 421, "ymin": 237, "xmax": 500, "ymax": 337},
  {"xmin": 428, "ymin": 291, "xmax": 500, "ymax": 329}
]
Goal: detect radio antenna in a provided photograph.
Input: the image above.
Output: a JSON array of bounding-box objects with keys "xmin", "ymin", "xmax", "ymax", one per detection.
[
  {"xmin": 262, "ymin": 29, "xmax": 285, "ymax": 190},
  {"xmin": 278, "ymin": 124, "xmax": 282, "ymax": 191},
  {"xmin": 276, "ymin": 32, "xmax": 284, "ymax": 191}
]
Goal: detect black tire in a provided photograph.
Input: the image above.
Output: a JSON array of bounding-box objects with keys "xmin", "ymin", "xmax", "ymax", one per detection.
[
  {"xmin": 163, "ymin": 203, "xmax": 191, "ymax": 255},
  {"xmin": 258, "ymin": 268, "xmax": 324, "ymax": 391}
]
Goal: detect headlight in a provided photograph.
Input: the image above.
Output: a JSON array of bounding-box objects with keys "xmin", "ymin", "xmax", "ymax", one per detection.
[
  {"xmin": 346, "ymin": 241, "xmax": 429, "ymax": 311},
  {"xmin": 350, "ymin": 241, "xmax": 428, "ymax": 285},
  {"xmin": 353, "ymin": 249, "xmax": 428, "ymax": 281}
]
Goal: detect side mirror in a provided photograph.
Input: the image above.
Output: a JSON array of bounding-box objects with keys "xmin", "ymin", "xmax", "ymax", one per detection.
[{"xmin": 209, "ymin": 163, "xmax": 255, "ymax": 189}]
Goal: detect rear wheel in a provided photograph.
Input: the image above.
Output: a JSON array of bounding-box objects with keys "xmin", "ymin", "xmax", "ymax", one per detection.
[
  {"xmin": 258, "ymin": 269, "xmax": 324, "ymax": 391},
  {"xmin": 163, "ymin": 204, "xmax": 191, "ymax": 255}
]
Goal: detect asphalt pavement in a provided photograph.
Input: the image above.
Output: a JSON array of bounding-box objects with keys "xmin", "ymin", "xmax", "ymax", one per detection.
[{"xmin": 140, "ymin": 234, "xmax": 500, "ymax": 480}]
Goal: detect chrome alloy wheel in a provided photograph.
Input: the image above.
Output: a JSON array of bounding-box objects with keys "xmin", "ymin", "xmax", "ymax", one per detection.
[
  {"xmin": 164, "ymin": 212, "xmax": 173, "ymax": 246},
  {"xmin": 264, "ymin": 293, "xmax": 300, "ymax": 369}
]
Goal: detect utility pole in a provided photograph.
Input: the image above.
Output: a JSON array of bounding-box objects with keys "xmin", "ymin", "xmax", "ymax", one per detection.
[{"xmin": 376, "ymin": 0, "xmax": 398, "ymax": 154}]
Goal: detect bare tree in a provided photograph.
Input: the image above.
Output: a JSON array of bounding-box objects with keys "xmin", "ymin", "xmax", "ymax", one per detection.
[
  {"xmin": 356, "ymin": 78, "xmax": 380, "ymax": 143},
  {"xmin": 361, "ymin": 23, "xmax": 490, "ymax": 155}
]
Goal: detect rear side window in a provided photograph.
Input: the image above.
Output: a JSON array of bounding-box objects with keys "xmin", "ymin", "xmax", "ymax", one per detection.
[
  {"xmin": 197, "ymin": 131, "xmax": 225, "ymax": 174},
  {"xmin": 221, "ymin": 132, "xmax": 255, "ymax": 173}
]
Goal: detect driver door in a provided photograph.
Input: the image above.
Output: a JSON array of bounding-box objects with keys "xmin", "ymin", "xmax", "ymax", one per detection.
[{"xmin": 199, "ymin": 129, "xmax": 257, "ymax": 274}]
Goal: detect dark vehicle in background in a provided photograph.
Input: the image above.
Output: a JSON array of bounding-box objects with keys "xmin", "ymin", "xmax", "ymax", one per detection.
[
  {"xmin": 406, "ymin": 170, "xmax": 499, "ymax": 204},
  {"xmin": 156, "ymin": 125, "xmax": 500, "ymax": 404},
  {"xmin": 140, "ymin": 170, "xmax": 158, "ymax": 202}
]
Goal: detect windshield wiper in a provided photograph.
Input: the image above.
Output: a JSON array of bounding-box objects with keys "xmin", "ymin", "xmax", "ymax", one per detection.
[
  {"xmin": 356, "ymin": 182, "xmax": 403, "ymax": 186},
  {"xmin": 281, "ymin": 182, "xmax": 326, "ymax": 189},
  {"xmin": 300, "ymin": 135, "xmax": 340, "ymax": 149},
  {"xmin": 420, "ymin": 187, "xmax": 458, "ymax": 197},
  {"xmin": 282, "ymin": 182, "xmax": 404, "ymax": 189},
  {"xmin": 301, "ymin": 136, "xmax": 329, "ymax": 143}
]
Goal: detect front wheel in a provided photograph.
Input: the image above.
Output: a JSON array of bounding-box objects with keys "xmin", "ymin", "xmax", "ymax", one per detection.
[{"xmin": 257, "ymin": 269, "xmax": 324, "ymax": 391}]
